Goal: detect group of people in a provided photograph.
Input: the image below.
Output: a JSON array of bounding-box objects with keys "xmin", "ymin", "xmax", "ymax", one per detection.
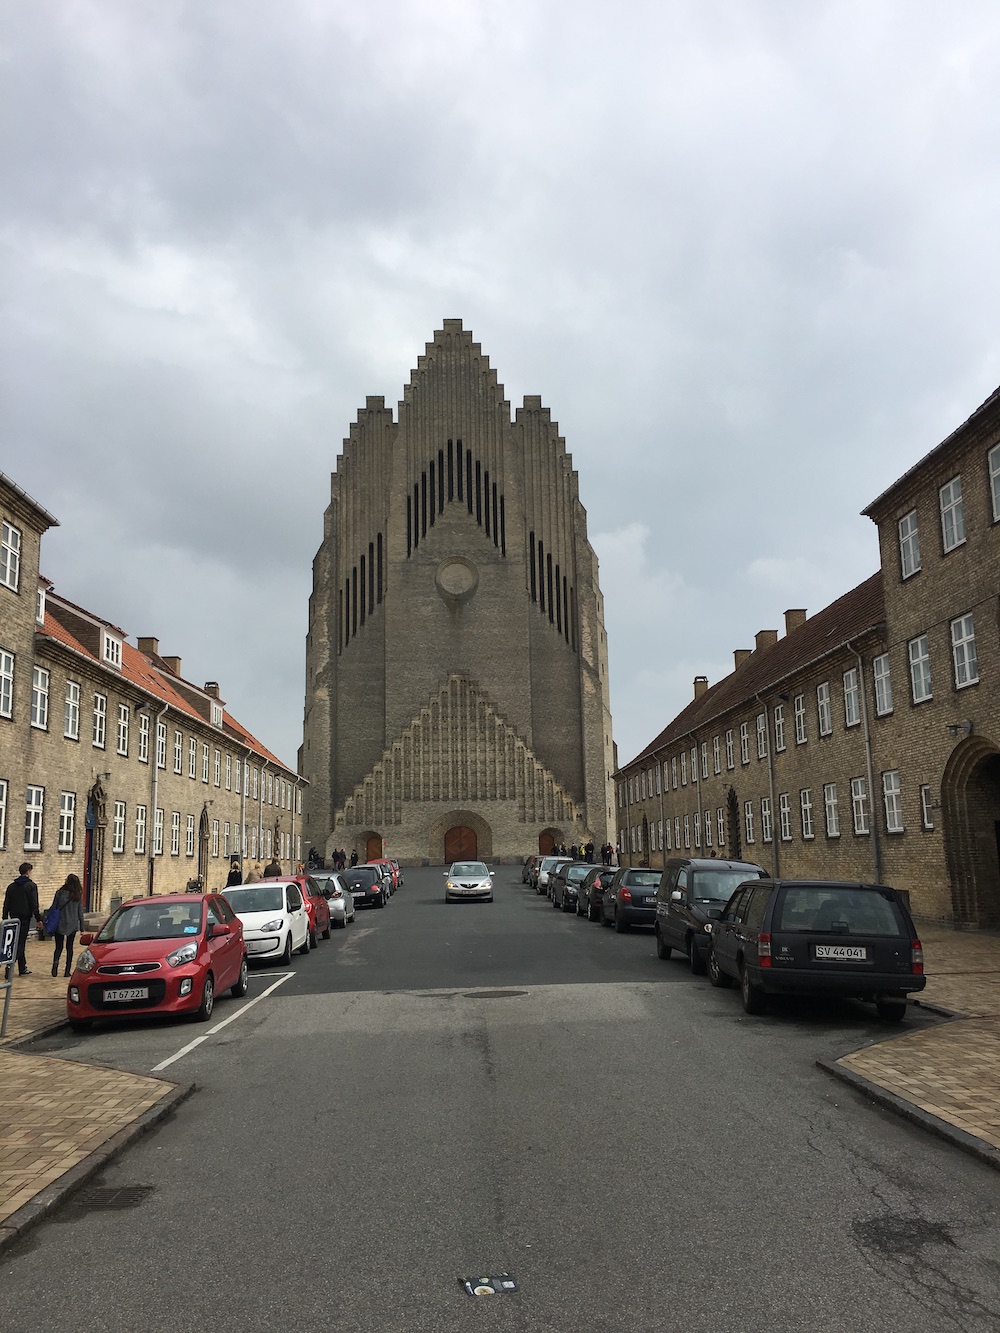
[
  {"xmin": 224, "ymin": 857, "xmax": 285, "ymax": 887},
  {"xmin": 330, "ymin": 849, "xmax": 358, "ymax": 870},
  {"xmin": 3, "ymin": 862, "xmax": 85, "ymax": 978}
]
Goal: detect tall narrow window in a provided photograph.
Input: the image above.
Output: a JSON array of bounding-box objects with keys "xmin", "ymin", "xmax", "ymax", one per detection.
[
  {"xmin": 0, "ymin": 650, "xmax": 13, "ymax": 720},
  {"xmin": 174, "ymin": 729, "xmax": 183, "ymax": 774},
  {"xmin": 882, "ymin": 771, "xmax": 904, "ymax": 832},
  {"xmin": 31, "ymin": 666, "xmax": 49, "ymax": 729},
  {"xmin": 990, "ymin": 442, "xmax": 1000, "ymax": 521},
  {"xmin": 816, "ymin": 683, "xmax": 832, "ymax": 736},
  {"xmin": 25, "ymin": 786, "xmax": 44, "ymax": 851},
  {"xmin": 139, "ymin": 713, "xmax": 150, "ymax": 764},
  {"xmin": 939, "ymin": 476, "xmax": 965, "ymax": 551},
  {"xmin": 760, "ymin": 797, "xmax": 773, "ymax": 843},
  {"xmin": 112, "ymin": 800, "xmax": 126, "ymax": 854},
  {"xmin": 117, "ymin": 703, "xmax": 129, "ymax": 756},
  {"xmin": 59, "ymin": 791, "xmax": 76, "ymax": 851},
  {"xmin": 756, "ymin": 712, "xmax": 767, "ymax": 759},
  {"xmin": 908, "ymin": 635, "xmax": 932, "ymax": 702},
  {"xmin": 873, "ymin": 654, "xmax": 893, "ymax": 715},
  {"xmin": 843, "ymin": 669, "xmax": 860, "ymax": 727},
  {"xmin": 800, "ymin": 789, "xmax": 814, "ymax": 839},
  {"xmin": 920, "ymin": 785, "xmax": 935, "ymax": 830},
  {"xmin": 824, "ymin": 783, "xmax": 839, "ymax": 837},
  {"xmin": 851, "ymin": 777, "xmax": 869, "ymax": 834},
  {"xmin": 898, "ymin": 510, "xmax": 921, "ymax": 578},
  {"xmin": 725, "ymin": 730, "xmax": 734, "ymax": 769},
  {"xmin": 740, "ymin": 722, "xmax": 750, "ymax": 764},
  {"xmin": 64, "ymin": 680, "xmax": 80, "ymax": 739},
  {"xmin": 92, "ymin": 693, "xmax": 107, "ymax": 749},
  {"xmin": 1, "ymin": 520, "xmax": 21, "ymax": 591},
  {"xmin": 135, "ymin": 804, "xmax": 147, "ymax": 855},
  {"xmin": 744, "ymin": 802, "xmax": 755, "ymax": 845},
  {"xmin": 779, "ymin": 793, "xmax": 792, "ymax": 841},
  {"xmin": 773, "ymin": 705, "xmax": 785, "ymax": 752},
  {"xmin": 794, "ymin": 694, "xmax": 807, "ymax": 744},
  {"xmin": 951, "ymin": 614, "xmax": 979, "ymax": 688}
]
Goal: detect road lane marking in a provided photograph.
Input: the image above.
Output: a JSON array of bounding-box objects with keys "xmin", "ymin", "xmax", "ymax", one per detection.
[{"xmin": 151, "ymin": 972, "xmax": 293, "ymax": 1072}]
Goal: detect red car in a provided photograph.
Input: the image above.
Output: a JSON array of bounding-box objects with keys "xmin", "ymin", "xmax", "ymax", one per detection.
[
  {"xmin": 366, "ymin": 859, "xmax": 398, "ymax": 893},
  {"xmin": 66, "ymin": 892, "xmax": 248, "ymax": 1032},
  {"xmin": 260, "ymin": 873, "xmax": 331, "ymax": 946}
]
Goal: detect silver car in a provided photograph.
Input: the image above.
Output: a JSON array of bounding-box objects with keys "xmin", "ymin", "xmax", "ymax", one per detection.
[
  {"xmin": 307, "ymin": 872, "xmax": 356, "ymax": 927},
  {"xmin": 535, "ymin": 855, "xmax": 571, "ymax": 896},
  {"xmin": 444, "ymin": 861, "xmax": 494, "ymax": 903}
]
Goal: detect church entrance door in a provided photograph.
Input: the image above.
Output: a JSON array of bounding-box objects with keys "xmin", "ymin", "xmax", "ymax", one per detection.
[
  {"xmin": 538, "ymin": 831, "xmax": 555, "ymax": 855},
  {"xmin": 445, "ymin": 826, "xmax": 477, "ymax": 861},
  {"xmin": 366, "ymin": 834, "xmax": 383, "ymax": 861}
]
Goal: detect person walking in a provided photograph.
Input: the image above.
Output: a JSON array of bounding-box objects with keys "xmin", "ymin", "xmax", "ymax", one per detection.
[
  {"xmin": 226, "ymin": 859, "xmax": 243, "ymax": 887},
  {"xmin": 349, "ymin": 849, "xmax": 358, "ymax": 867},
  {"xmin": 245, "ymin": 863, "xmax": 262, "ymax": 884},
  {"xmin": 262, "ymin": 856, "xmax": 282, "ymax": 878},
  {"xmin": 3, "ymin": 862, "xmax": 42, "ymax": 976},
  {"xmin": 48, "ymin": 874, "xmax": 85, "ymax": 977}
]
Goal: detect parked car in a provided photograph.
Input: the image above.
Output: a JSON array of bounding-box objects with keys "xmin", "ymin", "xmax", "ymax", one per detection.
[
  {"xmin": 224, "ymin": 880, "xmax": 312, "ymax": 963},
  {"xmin": 654, "ymin": 857, "xmax": 768, "ymax": 973},
  {"xmin": 523, "ymin": 855, "xmax": 541, "ymax": 885},
  {"xmin": 536, "ymin": 855, "xmax": 571, "ymax": 896},
  {"xmin": 444, "ymin": 861, "xmax": 494, "ymax": 903},
  {"xmin": 367, "ymin": 858, "xmax": 399, "ymax": 892},
  {"xmin": 551, "ymin": 862, "xmax": 594, "ymax": 912},
  {"xmin": 66, "ymin": 892, "xmax": 248, "ymax": 1031},
  {"xmin": 708, "ymin": 879, "xmax": 926, "ymax": 1020},
  {"xmin": 600, "ymin": 866, "xmax": 661, "ymax": 931},
  {"xmin": 262, "ymin": 872, "xmax": 331, "ymax": 945},
  {"xmin": 307, "ymin": 872, "xmax": 356, "ymax": 927},
  {"xmin": 343, "ymin": 864, "xmax": 388, "ymax": 909},
  {"xmin": 576, "ymin": 866, "xmax": 616, "ymax": 921},
  {"xmin": 388, "ymin": 858, "xmax": 404, "ymax": 888}
]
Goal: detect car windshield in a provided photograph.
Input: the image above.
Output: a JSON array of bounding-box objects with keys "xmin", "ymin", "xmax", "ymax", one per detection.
[
  {"xmin": 541, "ymin": 857, "xmax": 568, "ymax": 870},
  {"xmin": 97, "ymin": 901, "xmax": 203, "ymax": 942},
  {"xmin": 776, "ymin": 887, "xmax": 905, "ymax": 936},
  {"xmin": 690, "ymin": 869, "xmax": 762, "ymax": 901},
  {"xmin": 624, "ymin": 871, "xmax": 660, "ymax": 887},
  {"xmin": 225, "ymin": 886, "xmax": 284, "ymax": 914},
  {"xmin": 452, "ymin": 863, "xmax": 488, "ymax": 877},
  {"xmin": 347, "ymin": 868, "xmax": 379, "ymax": 885},
  {"xmin": 567, "ymin": 865, "xmax": 592, "ymax": 881}
]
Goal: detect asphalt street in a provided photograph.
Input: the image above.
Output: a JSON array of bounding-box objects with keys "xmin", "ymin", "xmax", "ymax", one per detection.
[{"xmin": 3, "ymin": 867, "xmax": 1000, "ymax": 1332}]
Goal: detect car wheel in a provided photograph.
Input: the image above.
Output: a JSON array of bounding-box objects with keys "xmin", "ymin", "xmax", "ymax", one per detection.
[
  {"xmin": 688, "ymin": 937, "xmax": 706, "ymax": 975},
  {"xmin": 551, "ymin": 893, "xmax": 560, "ymax": 908},
  {"xmin": 297, "ymin": 930, "xmax": 311, "ymax": 956},
  {"xmin": 377, "ymin": 891, "xmax": 386, "ymax": 907},
  {"xmin": 280, "ymin": 933, "xmax": 293, "ymax": 965},
  {"xmin": 601, "ymin": 908, "xmax": 613, "ymax": 928},
  {"xmin": 588, "ymin": 902, "xmax": 599, "ymax": 922},
  {"xmin": 197, "ymin": 974, "xmax": 215, "ymax": 1022},
  {"xmin": 740, "ymin": 964, "xmax": 766, "ymax": 1015},
  {"xmin": 707, "ymin": 948, "xmax": 732, "ymax": 988},
  {"xmin": 335, "ymin": 916, "xmax": 346, "ymax": 929},
  {"xmin": 309, "ymin": 927, "xmax": 318, "ymax": 950},
  {"xmin": 876, "ymin": 997, "xmax": 907, "ymax": 1022},
  {"xmin": 69, "ymin": 1019, "xmax": 93, "ymax": 1034},
  {"xmin": 614, "ymin": 910, "xmax": 628, "ymax": 933},
  {"xmin": 231, "ymin": 957, "xmax": 249, "ymax": 998},
  {"xmin": 655, "ymin": 929, "xmax": 672, "ymax": 961}
]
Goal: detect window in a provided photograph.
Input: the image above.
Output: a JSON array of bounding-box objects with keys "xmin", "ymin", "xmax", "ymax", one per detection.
[
  {"xmin": 717, "ymin": 808, "xmax": 725, "ymax": 845},
  {"xmin": 655, "ymin": 765, "xmax": 661, "ymax": 795},
  {"xmin": 683, "ymin": 815, "xmax": 690, "ymax": 849},
  {"xmin": 138, "ymin": 712, "xmax": 150, "ymax": 763},
  {"xmin": 740, "ymin": 722, "xmax": 750, "ymax": 765},
  {"xmin": 296, "ymin": 788, "xmax": 301, "ymax": 815},
  {"xmin": 701, "ymin": 742, "xmax": 709, "ymax": 780},
  {"xmin": 761, "ymin": 797, "xmax": 772, "ymax": 843},
  {"xmin": 1, "ymin": 520, "xmax": 22, "ymax": 591},
  {"xmin": 939, "ymin": 476, "xmax": 965, "ymax": 552},
  {"xmin": 824, "ymin": 783, "xmax": 840, "ymax": 837},
  {"xmin": 225, "ymin": 754, "xmax": 232, "ymax": 790},
  {"xmin": 990, "ymin": 442, "xmax": 1000, "ymax": 521},
  {"xmin": 756, "ymin": 713, "xmax": 767, "ymax": 759},
  {"xmin": 102, "ymin": 631, "xmax": 122, "ymax": 669},
  {"xmin": 64, "ymin": 680, "xmax": 80, "ymax": 739},
  {"xmin": 189, "ymin": 737, "xmax": 197, "ymax": 779},
  {"xmin": 680, "ymin": 752, "xmax": 687, "ymax": 786},
  {"xmin": 920, "ymin": 785, "xmax": 935, "ymax": 831},
  {"xmin": 117, "ymin": 703, "xmax": 129, "ymax": 756},
  {"xmin": 267, "ymin": 772, "xmax": 273, "ymax": 804},
  {"xmin": 671, "ymin": 757, "xmax": 677, "ymax": 789},
  {"xmin": 694, "ymin": 812, "xmax": 701, "ymax": 848},
  {"xmin": 36, "ymin": 584, "xmax": 45, "ymax": 625},
  {"xmin": 153, "ymin": 807, "xmax": 164, "ymax": 855},
  {"xmin": 186, "ymin": 813, "xmax": 195, "ymax": 857},
  {"xmin": 851, "ymin": 777, "xmax": 869, "ymax": 834},
  {"xmin": 31, "ymin": 666, "xmax": 49, "ymax": 729},
  {"xmin": 713, "ymin": 736, "xmax": 721, "ymax": 774},
  {"xmin": 174, "ymin": 730, "xmax": 183, "ymax": 773},
  {"xmin": 800, "ymin": 788, "xmax": 814, "ymax": 839},
  {"xmin": 214, "ymin": 749, "xmax": 221, "ymax": 786},
  {"xmin": 843, "ymin": 669, "xmax": 860, "ymax": 727},
  {"xmin": 156, "ymin": 720, "xmax": 167, "ymax": 768},
  {"xmin": 704, "ymin": 811, "xmax": 712, "ymax": 846},
  {"xmin": 25, "ymin": 785, "xmax": 44, "ymax": 850},
  {"xmin": 898, "ymin": 510, "xmax": 921, "ymax": 578},
  {"xmin": 212, "ymin": 819, "xmax": 220, "ymax": 858},
  {"xmin": 873, "ymin": 654, "xmax": 893, "ymax": 716},
  {"xmin": 0, "ymin": 778, "xmax": 6, "ymax": 848},
  {"xmin": 92, "ymin": 693, "xmax": 107, "ymax": 748},
  {"xmin": 674, "ymin": 817, "xmax": 680, "ymax": 849},
  {"xmin": 135, "ymin": 804, "xmax": 147, "ymax": 855},
  {"xmin": 170, "ymin": 811, "xmax": 180, "ymax": 856},
  {"xmin": 778, "ymin": 793, "xmax": 792, "ymax": 841},
  {"xmin": 689, "ymin": 748, "xmax": 697, "ymax": 785},
  {"xmin": 211, "ymin": 701, "xmax": 223, "ymax": 727},
  {"xmin": 724, "ymin": 730, "xmax": 734, "ymax": 769},
  {"xmin": 627, "ymin": 778, "xmax": 633, "ymax": 804},
  {"xmin": 640, "ymin": 769, "xmax": 646, "ymax": 800},
  {"xmin": 112, "ymin": 800, "xmax": 126, "ymax": 853},
  {"xmin": 58, "ymin": 791, "xmax": 75, "ymax": 851},
  {"xmin": 744, "ymin": 801, "xmax": 755, "ymax": 844},
  {"xmin": 252, "ymin": 767, "xmax": 259, "ymax": 800},
  {"xmin": 794, "ymin": 694, "xmax": 806, "ymax": 744},
  {"xmin": 883, "ymin": 771, "xmax": 904, "ymax": 833},
  {"xmin": 816, "ymin": 683, "xmax": 832, "ymax": 736},
  {"xmin": 951, "ymin": 614, "xmax": 979, "ymax": 688},
  {"xmin": 773, "ymin": 705, "xmax": 785, "ymax": 752},
  {"xmin": 908, "ymin": 635, "xmax": 932, "ymax": 703},
  {"xmin": 202, "ymin": 743, "xmax": 210, "ymax": 783},
  {"xmin": 665, "ymin": 820, "xmax": 672, "ymax": 851},
  {"xmin": 0, "ymin": 649, "xmax": 13, "ymax": 719}
]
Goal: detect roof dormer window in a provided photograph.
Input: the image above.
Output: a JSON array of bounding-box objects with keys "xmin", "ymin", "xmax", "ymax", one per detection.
[
  {"xmin": 102, "ymin": 630, "xmax": 123, "ymax": 670},
  {"xmin": 211, "ymin": 701, "xmax": 223, "ymax": 728},
  {"xmin": 36, "ymin": 583, "xmax": 46, "ymax": 625}
]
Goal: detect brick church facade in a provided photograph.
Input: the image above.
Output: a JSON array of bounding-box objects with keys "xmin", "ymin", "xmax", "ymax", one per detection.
[{"xmin": 302, "ymin": 320, "xmax": 615, "ymax": 865}]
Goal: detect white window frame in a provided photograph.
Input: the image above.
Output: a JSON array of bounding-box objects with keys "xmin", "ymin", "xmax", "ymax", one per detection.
[
  {"xmin": 153, "ymin": 807, "xmax": 164, "ymax": 856},
  {"xmin": 135, "ymin": 804, "xmax": 147, "ymax": 855},
  {"xmin": 882, "ymin": 771, "xmax": 904, "ymax": 833},
  {"xmin": 225, "ymin": 754, "xmax": 232, "ymax": 791},
  {"xmin": 214, "ymin": 748, "xmax": 221, "ymax": 787},
  {"xmin": 778, "ymin": 793, "xmax": 792, "ymax": 842},
  {"xmin": 773, "ymin": 705, "xmax": 785, "ymax": 752},
  {"xmin": 186, "ymin": 813, "xmax": 195, "ymax": 857},
  {"xmin": 0, "ymin": 778, "xmax": 6, "ymax": 849},
  {"xmin": 717, "ymin": 808, "xmax": 725, "ymax": 846},
  {"xmin": 674, "ymin": 816, "xmax": 680, "ymax": 849},
  {"xmin": 694, "ymin": 812, "xmax": 701, "ymax": 848},
  {"xmin": 640, "ymin": 769, "xmax": 646, "ymax": 800},
  {"xmin": 898, "ymin": 509, "xmax": 921, "ymax": 578},
  {"xmin": 800, "ymin": 788, "xmax": 815, "ymax": 840},
  {"xmin": 920, "ymin": 784, "xmax": 935, "ymax": 830},
  {"xmin": 173, "ymin": 729, "xmax": 183, "ymax": 774},
  {"xmin": 64, "ymin": 679, "xmax": 80, "ymax": 739},
  {"xmin": 92, "ymin": 693, "xmax": 107, "ymax": 749},
  {"xmin": 725, "ymin": 730, "xmax": 734, "ymax": 770},
  {"xmin": 744, "ymin": 801, "xmax": 755, "ymax": 845},
  {"xmin": 873, "ymin": 654, "xmax": 893, "ymax": 716},
  {"xmin": 189, "ymin": 737, "xmax": 197, "ymax": 779},
  {"xmin": 25, "ymin": 785, "xmax": 44, "ymax": 851},
  {"xmin": 713, "ymin": 736, "xmax": 721, "ymax": 774},
  {"xmin": 703, "ymin": 811, "xmax": 712, "ymax": 847},
  {"xmin": 138, "ymin": 712, "xmax": 150, "ymax": 764},
  {"xmin": 843, "ymin": 669, "xmax": 860, "ymax": 727},
  {"xmin": 58, "ymin": 791, "xmax": 76, "ymax": 851},
  {"xmin": 101, "ymin": 631, "xmax": 122, "ymax": 670},
  {"xmin": 0, "ymin": 649, "xmax": 13, "ymax": 719},
  {"xmin": 794, "ymin": 693, "xmax": 806, "ymax": 744},
  {"xmin": 117, "ymin": 702, "xmax": 129, "ymax": 756},
  {"xmin": 680, "ymin": 753, "xmax": 687, "ymax": 786},
  {"xmin": 990, "ymin": 442, "xmax": 1000, "ymax": 522},
  {"xmin": 671, "ymin": 757, "xmax": 678, "ymax": 789},
  {"xmin": 171, "ymin": 811, "xmax": 181, "ymax": 856},
  {"xmin": 683, "ymin": 815, "xmax": 690, "ymax": 849},
  {"xmin": 212, "ymin": 819, "xmax": 220, "ymax": 858},
  {"xmin": 112, "ymin": 799, "xmax": 126, "ymax": 853},
  {"xmin": 1, "ymin": 520, "xmax": 22, "ymax": 592},
  {"xmin": 756, "ymin": 712, "xmax": 767, "ymax": 759},
  {"xmin": 156, "ymin": 720, "xmax": 167, "ymax": 768},
  {"xmin": 211, "ymin": 701, "xmax": 223, "ymax": 727},
  {"xmin": 665, "ymin": 819, "xmax": 672, "ymax": 851},
  {"xmin": 739, "ymin": 722, "xmax": 750, "ymax": 765},
  {"xmin": 851, "ymin": 777, "xmax": 869, "ymax": 835},
  {"xmin": 939, "ymin": 476, "xmax": 965, "ymax": 552},
  {"xmin": 761, "ymin": 797, "xmax": 772, "ymax": 844},
  {"xmin": 202, "ymin": 743, "xmax": 210, "ymax": 783},
  {"xmin": 951, "ymin": 614, "xmax": 979, "ymax": 689},
  {"xmin": 700, "ymin": 742, "xmax": 709, "ymax": 780},
  {"xmin": 655, "ymin": 765, "xmax": 661, "ymax": 796},
  {"xmin": 223, "ymin": 821, "xmax": 231, "ymax": 857},
  {"xmin": 816, "ymin": 682, "xmax": 832, "ymax": 737},
  {"xmin": 908, "ymin": 635, "xmax": 932, "ymax": 703},
  {"xmin": 823, "ymin": 783, "xmax": 840, "ymax": 837},
  {"xmin": 31, "ymin": 666, "xmax": 49, "ymax": 730}
]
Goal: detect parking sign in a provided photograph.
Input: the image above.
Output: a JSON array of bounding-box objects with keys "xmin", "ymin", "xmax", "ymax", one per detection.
[{"xmin": 1, "ymin": 918, "xmax": 20, "ymax": 967}]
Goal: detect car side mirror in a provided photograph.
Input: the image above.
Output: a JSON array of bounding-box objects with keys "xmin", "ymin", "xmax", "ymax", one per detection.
[
  {"xmin": 670, "ymin": 890, "xmax": 683, "ymax": 902},
  {"xmin": 489, "ymin": 870, "xmax": 495, "ymax": 877},
  {"xmin": 705, "ymin": 907, "xmax": 722, "ymax": 920},
  {"xmin": 79, "ymin": 933, "xmax": 94, "ymax": 946},
  {"xmin": 209, "ymin": 922, "xmax": 231, "ymax": 937}
]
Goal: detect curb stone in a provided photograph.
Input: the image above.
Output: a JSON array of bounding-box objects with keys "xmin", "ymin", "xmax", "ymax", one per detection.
[
  {"xmin": 817, "ymin": 1057, "xmax": 1000, "ymax": 1174},
  {"xmin": 0, "ymin": 1079, "xmax": 196, "ymax": 1259}
]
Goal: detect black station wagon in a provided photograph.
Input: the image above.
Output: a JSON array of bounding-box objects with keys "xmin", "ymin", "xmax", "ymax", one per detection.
[
  {"xmin": 654, "ymin": 857, "xmax": 768, "ymax": 973},
  {"xmin": 707, "ymin": 879, "xmax": 926, "ymax": 1020}
]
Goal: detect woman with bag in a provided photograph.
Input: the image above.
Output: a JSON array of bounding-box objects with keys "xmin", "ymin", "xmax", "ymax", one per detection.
[{"xmin": 48, "ymin": 874, "xmax": 85, "ymax": 978}]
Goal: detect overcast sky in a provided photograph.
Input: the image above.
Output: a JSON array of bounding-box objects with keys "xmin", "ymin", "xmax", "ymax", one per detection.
[{"xmin": 4, "ymin": 0, "xmax": 1000, "ymax": 777}]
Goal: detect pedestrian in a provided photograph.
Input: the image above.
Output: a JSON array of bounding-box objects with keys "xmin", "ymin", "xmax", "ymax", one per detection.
[
  {"xmin": 226, "ymin": 859, "xmax": 243, "ymax": 887},
  {"xmin": 245, "ymin": 863, "xmax": 262, "ymax": 884},
  {"xmin": 48, "ymin": 873, "xmax": 86, "ymax": 977},
  {"xmin": 262, "ymin": 856, "xmax": 282, "ymax": 878},
  {"xmin": 3, "ymin": 862, "xmax": 42, "ymax": 976},
  {"xmin": 349, "ymin": 849, "xmax": 358, "ymax": 867}
]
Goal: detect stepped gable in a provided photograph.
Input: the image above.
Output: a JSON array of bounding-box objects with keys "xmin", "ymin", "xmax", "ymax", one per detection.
[
  {"xmin": 399, "ymin": 318, "xmax": 512, "ymax": 421},
  {"xmin": 339, "ymin": 674, "xmax": 580, "ymax": 830}
]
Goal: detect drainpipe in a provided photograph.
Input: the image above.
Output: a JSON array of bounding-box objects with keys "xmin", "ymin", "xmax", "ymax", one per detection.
[
  {"xmin": 239, "ymin": 747, "xmax": 251, "ymax": 866},
  {"xmin": 259, "ymin": 760, "xmax": 268, "ymax": 865},
  {"xmin": 657, "ymin": 749, "xmax": 666, "ymax": 870},
  {"xmin": 850, "ymin": 640, "xmax": 882, "ymax": 884},
  {"xmin": 146, "ymin": 700, "xmax": 169, "ymax": 895},
  {"xmin": 755, "ymin": 694, "xmax": 779, "ymax": 879},
  {"xmin": 692, "ymin": 735, "xmax": 704, "ymax": 852}
]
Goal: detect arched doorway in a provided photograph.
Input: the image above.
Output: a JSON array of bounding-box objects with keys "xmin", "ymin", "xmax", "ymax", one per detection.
[
  {"xmin": 445, "ymin": 825, "xmax": 477, "ymax": 861},
  {"xmin": 366, "ymin": 833, "xmax": 383, "ymax": 861},
  {"xmin": 726, "ymin": 787, "xmax": 741, "ymax": 861},
  {"xmin": 538, "ymin": 827, "xmax": 562, "ymax": 856},
  {"xmin": 198, "ymin": 807, "xmax": 210, "ymax": 887},
  {"xmin": 942, "ymin": 739, "xmax": 1000, "ymax": 927}
]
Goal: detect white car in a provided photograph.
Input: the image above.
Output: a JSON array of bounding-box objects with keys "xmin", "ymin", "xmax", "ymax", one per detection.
[
  {"xmin": 308, "ymin": 872, "xmax": 356, "ymax": 927},
  {"xmin": 223, "ymin": 881, "xmax": 311, "ymax": 964},
  {"xmin": 535, "ymin": 856, "xmax": 571, "ymax": 896},
  {"xmin": 444, "ymin": 861, "xmax": 494, "ymax": 903}
]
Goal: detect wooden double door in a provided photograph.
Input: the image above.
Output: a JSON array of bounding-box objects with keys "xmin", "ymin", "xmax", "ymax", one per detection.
[{"xmin": 444, "ymin": 826, "xmax": 478, "ymax": 861}]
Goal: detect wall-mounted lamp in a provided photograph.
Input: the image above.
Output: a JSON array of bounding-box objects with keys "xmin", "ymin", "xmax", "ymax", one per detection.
[{"xmin": 946, "ymin": 720, "xmax": 974, "ymax": 739}]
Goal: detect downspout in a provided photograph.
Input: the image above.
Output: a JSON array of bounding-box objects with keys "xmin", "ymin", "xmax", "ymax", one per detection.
[
  {"xmin": 755, "ymin": 694, "xmax": 779, "ymax": 879},
  {"xmin": 259, "ymin": 760, "xmax": 268, "ymax": 864},
  {"xmin": 240, "ymin": 746, "xmax": 251, "ymax": 866},
  {"xmin": 850, "ymin": 640, "xmax": 882, "ymax": 884},
  {"xmin": 148, "ymin": 701, "xmax": 169, "ymax": 895},
  {"xmin": 657, "ymin": 749, "xmax": 666, "ymax": 870},
  {"xmin": 692, "ymin": 735, "xmax": 703, "ymax": 852}
]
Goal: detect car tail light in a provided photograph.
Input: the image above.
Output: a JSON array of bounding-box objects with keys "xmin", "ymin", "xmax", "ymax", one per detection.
[
  {"xmin": 911, "ymin": 939, "xmax": 924, "ymax": 975},
  {"xmin": 758, "ymin": 933, "xmax": 772, "ymax": 968},
  {"xmin": 620, "ymin": 888, "xmax": 632, "ymax": 902}
]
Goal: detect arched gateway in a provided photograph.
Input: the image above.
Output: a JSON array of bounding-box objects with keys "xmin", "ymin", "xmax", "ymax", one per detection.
[
  {"xmin": 942, "ymin": 738, "xmax": 1000, "ymax": 928},
  {"xmin": 444, "ymin": 826, "xmax": 478, "ymax": 861}
]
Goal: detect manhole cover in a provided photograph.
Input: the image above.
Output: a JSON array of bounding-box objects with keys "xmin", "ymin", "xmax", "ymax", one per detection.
[
  {"xmin": 462, "ymin": 989, "xmax": 528, "ymax": 999},
  {"xmin": 56, "ymin": 1185, "xmax": 155, "ymax": 1219}
]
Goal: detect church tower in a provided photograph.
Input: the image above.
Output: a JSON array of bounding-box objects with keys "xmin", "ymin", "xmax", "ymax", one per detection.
[{"xmin": 302, "ymin": 320, "xmax": 615, "ymax": 864}]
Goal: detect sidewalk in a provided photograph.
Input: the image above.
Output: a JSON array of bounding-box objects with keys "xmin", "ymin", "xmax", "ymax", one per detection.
[
  {"xmin": 821, "ymin": 925, "xmax": 1000, "ymax": 1167},
  {"xmin": 0, "ymin": 931, "xmax": 192, "ymax": 1254}
]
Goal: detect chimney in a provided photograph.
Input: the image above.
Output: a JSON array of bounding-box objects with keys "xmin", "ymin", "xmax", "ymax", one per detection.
[
  {"xmin": 137, "ymin": 637, "xmax": 159, "ymax": 657},
  {"xmin": 204, "ymin": 681, "xmax": 220, "ymax": 698},
  {"xmin": 734, "ymin": 649, "xmax": 752, "ymax": 670},
  {"xmin": 161, "ymin": 656, "xmax": 181, "ymax": 676},
  {"xmin": 693, "ymin": 676, "xmax": 708, "ymax": 699},
  {"xmin": 755, "ymin": 630, "xmax": 778, "ymax": 652},
  {"xmin": 784, "ymin": 608, "xmax": 807, "ymax": 635}
]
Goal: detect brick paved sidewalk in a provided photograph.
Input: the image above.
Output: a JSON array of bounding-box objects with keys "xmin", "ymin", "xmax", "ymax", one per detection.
[{"xmin": 0, "ymin": 932, "xmax": 190, "ymax": 1252}]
